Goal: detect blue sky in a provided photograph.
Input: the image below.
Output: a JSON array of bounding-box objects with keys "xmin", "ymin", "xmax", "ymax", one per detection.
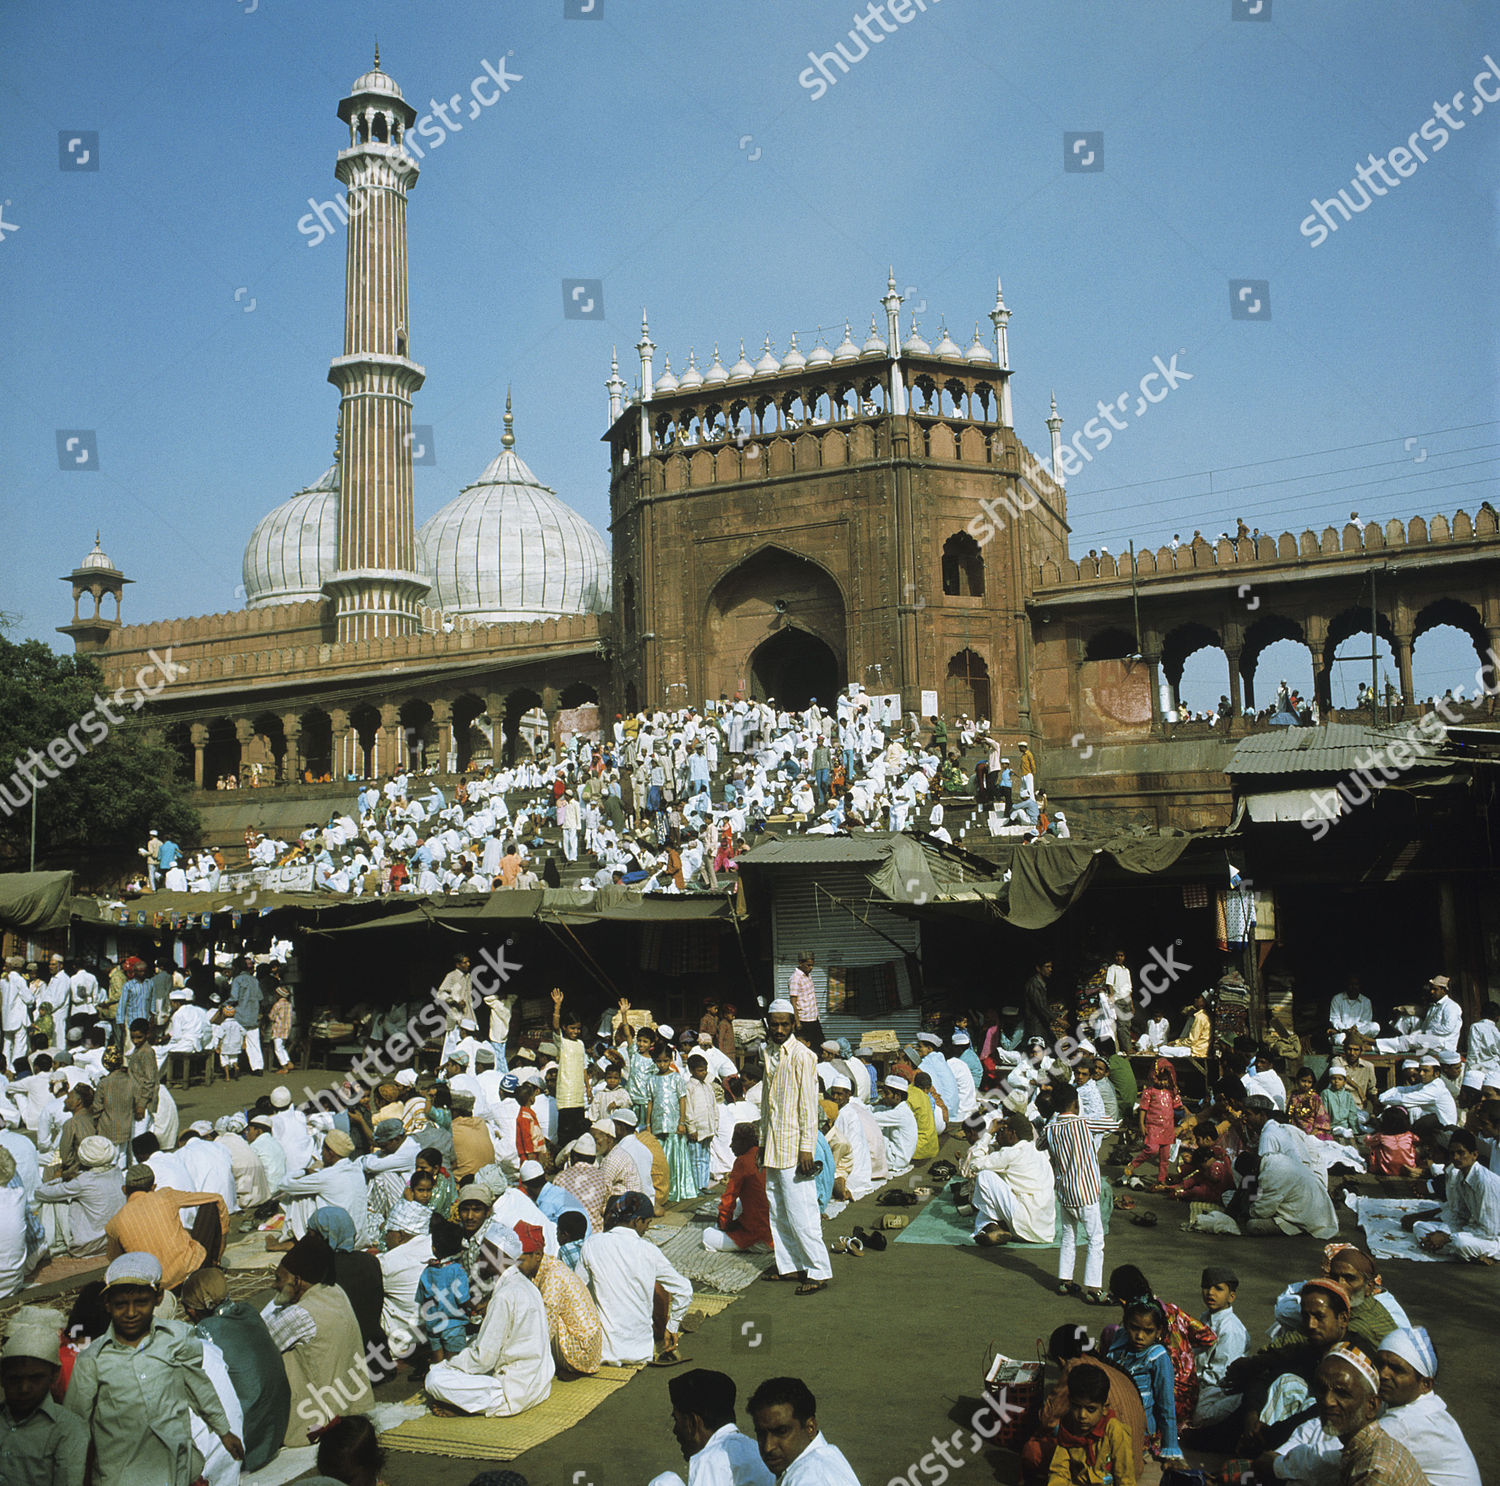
[{"xmin": 3, "ymin": 0, "xmax": 1495, "ymax": 708}]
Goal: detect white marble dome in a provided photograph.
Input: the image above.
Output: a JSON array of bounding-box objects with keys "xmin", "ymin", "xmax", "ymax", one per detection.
[
  {"xmin": 241, "ymin": 462, "xmax": 340, "ymax": 608},
  {"xmin": 418, "ymin": 405, "xmax": 611, "ymax": 623}
]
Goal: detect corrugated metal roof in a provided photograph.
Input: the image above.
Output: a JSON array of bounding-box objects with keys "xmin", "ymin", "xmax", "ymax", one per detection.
[
  {"xmin": 738, "ymin": 834, "xmax": 895, "ymax": 866},
  {"xmin": 1226, "ymin": 722, "xmax": 1451, "ymax": 778}
]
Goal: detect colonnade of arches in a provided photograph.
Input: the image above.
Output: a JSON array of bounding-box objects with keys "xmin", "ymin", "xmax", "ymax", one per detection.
[{"xmin": 164, "ymin": 679, "xmax": 605, "ymax": 789}]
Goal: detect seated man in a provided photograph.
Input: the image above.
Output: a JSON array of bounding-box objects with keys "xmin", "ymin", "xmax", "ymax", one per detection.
[
  {"xmin": 577, "ymin": 1192, "xmax": 692, "ymax": 1366},
  {"xmin": 707, "ymin": 1124, "xmax": 772, "ymax": 1254},
  {"xmin": 425, "ymin": 1225, "xmax": 555, "ymax": 1417},
  {"xmin": 746, "ymin": 1376, "xmax": 860, "ymax": 1485},
  {"xmin": 1401, "ymin": 1130, "xmax": 1500, "ymax": 1262},
  {"xmin": 1239, "ymin": 1151, "xmax": 1338, "ymax": 1241},
  {"xmin": 1374, "ymin": 1327, "xmax": 1479, "ymax": 1486},
  {"xmin": 822, "ymin": 1077, "xmax": 876, "ymax": 1208},
  {"xmin": 1310, "ymin": 1346, "xmax": 1430, "ymax": 1486},
  {"xmin": 35, "ymin": 1134, "xmax": 124, "ymax": 1258},
  {"xmin": 514, "ymin": 1220, "xmax": 603, "ymax": 1378},
  {"xmin": 104, "ymin": 1163, "xmax": 227, "ymax": 1291},
  {"xmin": 868, "ymin": 1075, "xmax": 919, "ymax": 1179},
  {"xmin": 260, "ymin": 1230, "xmax": 372, "ymax": 1445},
  {"xmin": 968, "ymin": 1111, "xmax": 1056, "ymax": 1247},
  {"xmin": 647, "ymin": 1368, "xmax": 774, "ymax": 1486},
  {"xmin": 276, "ymin": 1131, "xmax": 369, "ymax": 1248},
  {"xmin": 1376, "ymin": 975, "xmax": 1464, "ymax": 1056}
]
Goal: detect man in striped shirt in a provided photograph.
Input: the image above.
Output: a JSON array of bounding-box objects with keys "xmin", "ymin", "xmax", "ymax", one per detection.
[
  {"xmin": 1041, "ymin": 1082, "xmax": 1117, "ymax": 1300},
  {"xmin": 760, "ymin": 999, "xmax": 831, "ymax": 1295}
]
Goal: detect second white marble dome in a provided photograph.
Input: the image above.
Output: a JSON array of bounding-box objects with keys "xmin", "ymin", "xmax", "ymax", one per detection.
[{"xmin": 416, "ymin": 418, "xmax": 611, "ymax": 623}]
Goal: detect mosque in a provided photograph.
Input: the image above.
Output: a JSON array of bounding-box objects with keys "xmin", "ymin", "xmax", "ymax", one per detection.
[{"xmin": 59, "ymin": 57, "xmax": 1500, "ymax": 833}]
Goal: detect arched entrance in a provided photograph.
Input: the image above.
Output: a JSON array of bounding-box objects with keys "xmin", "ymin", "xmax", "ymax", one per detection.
[
  {"xmin": 704, "ymin": 546, "xmax": 847, "ymax": 705},
  {"xmin": 749, "ymin": 628, "xmax": 839, "ymax": 711}
]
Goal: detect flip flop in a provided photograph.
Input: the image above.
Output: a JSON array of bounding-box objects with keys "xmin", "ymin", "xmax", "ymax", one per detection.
[
  {"xmin": 649, "ymin": 1351, "xmax": 691, "ymax": 1367},
  {"xmin": 760, "ymin": 1270, "xmax": 803, "ymax": 1283},
  {"xmin": 795, "ymin": 1279, "xmax": 830, "ymax": 1296},
  {"xmin": 1131, "ymin": 1212, "xmax": 1160, "ymax": 1228},
  {"xmin": 1116, "ymin": 1194, "xmax": 1137, "ymax": 1210}
]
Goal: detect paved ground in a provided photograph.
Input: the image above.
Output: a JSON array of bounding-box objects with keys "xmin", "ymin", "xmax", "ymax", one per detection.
[{"xmin": 56, "ymin": 1070, "xmax": 1500, "ymax": 1484}]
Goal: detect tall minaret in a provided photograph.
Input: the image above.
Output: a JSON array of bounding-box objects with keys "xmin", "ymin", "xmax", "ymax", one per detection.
[
  {"xmin": 1047, "ymin": 392, "xmax": 1065, "ymax": 484},
  {"xmin": 882, "ymin": 269, "xmax": 908, "ymax": 416},
  {"xmin": 323, "ymin": 51, "xmax": 431, "ymax": 642},
  {"xmin": 989, "ymin": 277, "xmax": 1014, "ymax": 427}
]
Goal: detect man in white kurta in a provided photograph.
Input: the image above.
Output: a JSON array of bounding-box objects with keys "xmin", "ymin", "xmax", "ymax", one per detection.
[
  {"xmin": 377, "ymin": 1218, "xmax": 435, "ymax": 1358},
  {"xmin": 269, "ymin": 1091, "xmax": 315, "ymax": 1178},
  {"xmin": 425, "ymin": 1231, "xmax": 554, "ymax": 1417},
  {"xmin": 278, "ymin": 1136, "xmax": 370, "ymax": 1243},
  {"xmin": 759, "ymin": 1001, "xmax": 831, "ymax": 1288},
  {"xmin": 1328, "ymin": 978, "xmax": 1380, "ymax": 1038},
  {"xmin": 213, "ymin": 1117, "xmax": 270, "ymax": 1208},
  {"xmin": 823, "ymin": 1081, "xmax": 875, "ymax": 1204},
  {"xmin": 575, "ymin": 1196, "xmax": 692, "ymax": 1365},
  {"xmin": 1377, "ymin": 976, "xmax": 1464, "ymax": 1054},
  {"xmin": 1372, "ymin": 1326, "xmax": 1480, "ymax": 1486},
  {"xmin": 967, "ymin": 1116, "xmax": 1056, "ymax": 1244},
  {"xmin": 869, "ymin": 1076, "xmax": 918, "ymax": 1179}
]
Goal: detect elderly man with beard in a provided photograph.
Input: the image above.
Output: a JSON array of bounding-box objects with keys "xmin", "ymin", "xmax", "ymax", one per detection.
[
  {"xmin": 425, "ymin": 1224, "xmax": 554, "ymax": 1418},
  {"xmin": 759, "ymin": 999, "xmax": 831, "ymax": 1296},
  {"xmin": 261, "ymin": 1230, "xmax": 372, "ymax": 1445},
  {"xmin": 1311, "ymin": 1346, "xmax": 1429, "ymax": 1486}
]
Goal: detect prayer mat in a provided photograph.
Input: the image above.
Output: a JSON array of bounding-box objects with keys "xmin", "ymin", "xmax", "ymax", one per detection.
[
  {"xmin": 1353, "ymin": 1195, "xmax": 1447, "ymax": 1263},
  {"xmin": 646, "ymin": 1220, "xmax": 777, "ymax": 1291},
  {"xmin": 894, "ymin": 1182, "xmax": 1114, "ymax": 1248},
  {"xmin": 683, "ymin": 1291, "xmax": 738, "ymax": 1321},
  {"xmin": 378, "ymin": 1366, "xmax": 641, "ymax": 1460},
  {"xmin": 221, "ymin": 1234, "xmax": 283, "ymax": 1271}
]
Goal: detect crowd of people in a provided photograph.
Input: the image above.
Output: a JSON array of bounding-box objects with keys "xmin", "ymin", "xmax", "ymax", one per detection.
[
  {"xmin": 122, "ymin": 690, "xmax": 1075, "ymax": 900},
  {"xmin": 0, "ymin": 925, "xmax": 1495, "ymax": 1481}
]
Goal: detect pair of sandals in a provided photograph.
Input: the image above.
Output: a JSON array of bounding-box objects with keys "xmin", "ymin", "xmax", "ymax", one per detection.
[
  {"xmin": 760, "ymin": 1269, "xmax": 830, "ymax": 1295},
  {"xmin": 1056, "ymin": 1280, "xmax": 1112, "ymax": 1304}
]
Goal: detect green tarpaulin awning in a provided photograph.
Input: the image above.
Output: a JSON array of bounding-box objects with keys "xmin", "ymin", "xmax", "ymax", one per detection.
[
  {"xmin": 1002, "ymin": 835, "xmax": 1193, "ymax": 930},
  {"xmin": 0, "ymin": 872, "xmax": 75, "ymax": 933}
]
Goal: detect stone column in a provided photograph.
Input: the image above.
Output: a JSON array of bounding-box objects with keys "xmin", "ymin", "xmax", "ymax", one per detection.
[
  {"xmin": 189, "ymin": 723, "xmax": 208, "ymax": 790},
  {"xmin": 281, "ymin": 713, "xmax": 302, "ymax": 784},
  {"xmin": 1304, "ymin": 615, "xmax": 1331, "ymax": 715},
  {"xmin": 1143, "ymin": 629, "xmax": 1164, "ymax": 734},
  {"xmin": 1225, "ymin": 645, "xmax": 1244, "ymax": 726},
  {"xmin": 431, "ymin": 698, "xmax": 453, "ymax": 776},
  {"xmin": 380, "ymin": 703, "xmax": 402, "ymax": 778},
  {"xmin": 1391, "ymin": 630, "xmax": 1415, "ymax": 705},
  {"xmin": 541, "ymin": 686, "xmax": 561, "ymax": 755},
  {"xmin": 233, "ymin": 718, "xmax": 254, "ymax": 783},
  {"xmin": 329, "ymin": 708, "xmax": 350, "ymax": 781}
]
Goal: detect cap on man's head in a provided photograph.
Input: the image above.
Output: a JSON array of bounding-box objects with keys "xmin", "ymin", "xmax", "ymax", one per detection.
[
  {"xmin": 394, "ymin": 1068, "xmax": 419, "ymax": 1087},
  {"xmin": 883, "ymin": 1075, "xmax": 909, "ymax": 1092},
  {"xmin": 1419, "ymin": 1055, "xmax": 1440, "ymax": 1069},
  {"xmin": 766, "ymin": 998, "xmax": 795, "ymax": 1017},
  {"xmin": 952, "ymin": 1031, "xmax": 971, "ymax": 1046},
  {"xmin": 1202, "ymin": 1264, "xmax": 1239, "ymax": 1289},
  {"xmin": 457, "ymin": 1183, "xmax": 494, "ymax": 1206},
  {"xmin": 250, "ymin": 1115, "xmax": 274, "ymax": 1130},
  {"xmin": 324, "ymin": 1130, "xmax": 355, "ymax": 1158},
  {"xmin": 79, "ymin": 1135, "xmax": 116, "ymax": 1168},
  {"xmin": 270, "ymin": 1086, "xmax": 293, "ymax": 1109},
  {"xmin": 103, "ymin": 1252, "xmax": 163, "ymax": 1291},
  {"xmin": 613, "ymin": 1109, "xmax": 639, "ymax": 1129},
  {"xmin": 513, "ymin": 1221, "xmax": 545, "ymax": 1255},
  {"xmin": 917, "ymin": 1031, "xmax": 942, "ymax": 1047},
  {"xmin": 519, "ymin": 1159, "xmax": 545, "ymax": 1182},
  {"xmin": 573, "ymin": 1133, "xmax": 597, "ymax": 1158},
  {"xmin": 373, "ymin": 1118, "xmax": 405, "ymax": 1142},
  {"xmin": 1428, "ymin": 975, "xmax": 1450, "ymax": 990}
]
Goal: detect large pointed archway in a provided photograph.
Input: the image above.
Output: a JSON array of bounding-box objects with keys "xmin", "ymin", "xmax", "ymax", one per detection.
[
  {"xmin": 703, "ymin": 545, "xmax": 847, "ymax": 703},
  {"xmin": 749, "ymin": 628, "xmax": 840, "ymax": 711}
]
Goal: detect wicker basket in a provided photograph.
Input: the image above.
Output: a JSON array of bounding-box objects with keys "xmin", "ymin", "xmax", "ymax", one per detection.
[{"xmin": 980, "ymin": 1351, "xmax": 1045, "ymax": 1448}]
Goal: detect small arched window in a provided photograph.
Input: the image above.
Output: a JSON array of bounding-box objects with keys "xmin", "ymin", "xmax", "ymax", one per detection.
[{"xmin": 941, "ymin": 531, "xmax": 985, "ymax": 597}]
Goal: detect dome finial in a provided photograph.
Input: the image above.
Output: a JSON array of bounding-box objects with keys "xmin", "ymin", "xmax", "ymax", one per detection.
[
  {"xmin": 502, "ymin": 387, "xmax": 515, "ymax": 449},
  {"xmin": 373, "ymin": 40, "xmax": 380, "ymax": 70}
]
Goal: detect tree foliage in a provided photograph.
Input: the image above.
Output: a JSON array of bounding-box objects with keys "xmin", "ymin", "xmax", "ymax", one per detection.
[{"xmin": 0, "ymin": 635, "xmax": 199, "ymax": 865}]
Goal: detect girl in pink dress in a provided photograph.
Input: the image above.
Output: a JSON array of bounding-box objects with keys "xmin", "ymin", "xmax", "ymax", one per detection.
[{"xmin": 1126, "ymin": 1059, "xmax": 1185, "ymax": 1187}]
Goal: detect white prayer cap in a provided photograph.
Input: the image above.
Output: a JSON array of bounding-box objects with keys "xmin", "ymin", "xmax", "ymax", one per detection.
[
  {"xmin": 519, "ymin": 1159, "xmax": 545, "ymax": 1182},
  {"xmin": 952, "ymin": 1031, "xmax": 971, "ymax": 1046},
  {"xmin": 1327, "ymin": 1060, "xmax": 1349, "ymax": 1075},
  {"xmin": 820, "ymin": 1040, "xmax": 841, "ymax": 1053},
  {"xmin": 766, "ymin": 999, "xmax": 795, "ymax": 1016},
  {"xmin": 883, "ymin": 1075, "xmax": 909, "ymax": 1092},
  {"xmin": 1400, "ymin": 1060, "xmax": 1419, "ymax": 1071},
  {"xmin": 394, "ymin": 1068, "xmax": 418, "ymax": 1087},
  {"xmin": 3, "ymin": 1306, "xmax": 62, "ymax": 1365},
  {"xmin": 826, "ymin": 1072, "xmax": 851, "ymax": 1091},
  {"xmin": 169, "ymin": 987, "xmax": 191, "ymax": 1001},
  {"xmin": 188, "ymin": 1120, "xmax": 213, "ymax": 1137},
  {"xmin": 1419, "ymin": 1055, "xmax": 1440, "ymax": 1068},
  {"xmin": 270, "ymin": 1086, "xmax": 293, "ymax": 1108},
  {"xmin": 250, "ymin": 1115, "xmax": 275, "ymax": 1130},
  {"xmin": 104, "ymin": 1252, "xmax": 163, "ymax": 1290},
  {"xmin": 656, "ymin": 1024, "xmax": 675, "ymax": 1040},
  {"xmin": 573, "ymin": 1134, "xmax": 597, "ymax": 1157},
  {"xmin": 1438, "ymin": 1049, "xmax": 1463, "ymax": 1065},
  {"xmin": 917, "ymin": 1032, "xmax": 941, "ymax": 1047},
  {"xmin": 483, "ymin": 1222, "xmax": 525, "ymax": 1260},
  {"xmin": 613, "ymin": 1109, "xmax": 639, "ymax": 1129},
  {"xmin": 1378, "ymin": 1326, "xmax": 1438, "ymax": 1379},
  {"xmin": 215, "ymin": 1113, "xmax": 247, "ymax": 1135}
]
